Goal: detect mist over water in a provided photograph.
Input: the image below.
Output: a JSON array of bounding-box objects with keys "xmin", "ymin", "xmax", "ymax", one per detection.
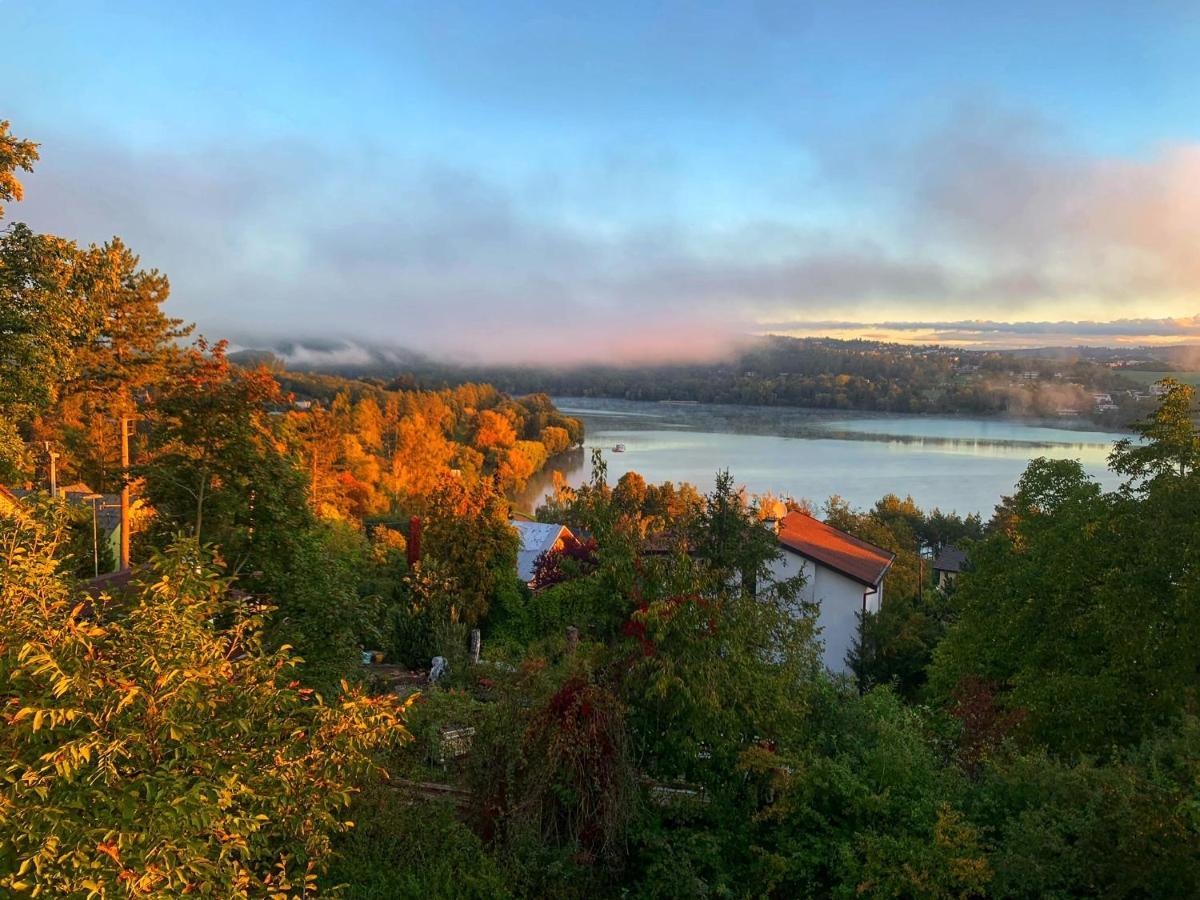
[{"xmin": 518, "ymin": 398, "xmax": 1127, "ymax": 516}]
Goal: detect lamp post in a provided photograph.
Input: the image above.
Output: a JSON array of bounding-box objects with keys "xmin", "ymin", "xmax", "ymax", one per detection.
[{"xmin": 80, "ymin": 493, "xmax": 103, "ymax": 578}]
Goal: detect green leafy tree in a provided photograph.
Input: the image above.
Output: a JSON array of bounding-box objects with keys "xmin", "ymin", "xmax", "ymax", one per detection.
[
  {"xmin": 0, "ymin": 514, "xmax": 407, "ymax": 897},
  {"xmin": 970, "ymin": 717, "xmax": 1200, "ymax": 899},
  {"xmin": 930, "ymin": 437, "xmax": 1200, "ymax": 754},
  {"xmin": 141, "ymin": 340, "xmax": 380, "ymax": 683},
  {"xmin": 0, "ymin": 224, "xmax": 87, "ymax": 424},
  {"xmin": 1110, "ymin": 378, "xmax": 1200, "ymax": 482},
  {"xmin": 691, "ymin": 470, "xmax": 779, "ymax": 592},
  {"xmin": 756, "ymin": 689, "xmax": 988, "ymax": 899},
  {"xmin": 418, "ymin": 474, "xmax": 519, "ymax": 627}
]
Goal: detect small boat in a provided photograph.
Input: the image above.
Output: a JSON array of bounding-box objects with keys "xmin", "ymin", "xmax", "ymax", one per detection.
[{"xmin": 612, "ymin": 443, "xmax": 626, "ymax": 452}]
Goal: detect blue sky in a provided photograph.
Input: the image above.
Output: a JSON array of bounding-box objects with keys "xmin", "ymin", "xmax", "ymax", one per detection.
[{"xmin": 4, "ymin": 1, "xmax": 1199, "ymax": 361}]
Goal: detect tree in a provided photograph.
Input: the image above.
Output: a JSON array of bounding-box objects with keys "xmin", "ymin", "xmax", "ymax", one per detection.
[
  {"xmin": 929, "ymin": 442, "xmax": 1200, "ymax": 755},
  {"xmin": 612, "ymin": 471, "xmax": 648, "ymax": 517},
  {"xmin": 50, "ymin": 238, "xmax": 192, "ymax": 490},
  {"xmin": 691, "ymin": 470, "xmax": 779, "ymax": 592},
  {"xmin": 0, "ymin": 224, "xmax": 87, "ymax": 423},
  {"xmin": 0, "ymin": 121, "xmax": 189, "ymax": 487},
  {"xmin": 0, "ymin": 515, "xmax": 407, "ymax": 897},
  {"xmin": 141, "ymin": 339, "xmax": 301, "ymax": 547},
  {"xmin": 753, "ymin": 689, "xmax": 988, "ymax": 899},
  {"xmin": 0, "ymin": 119, "xmax": 38, "ymax": 218},
  {"xmin": 141, "ymin": 341, "xmax": 381, "ymax": 683},
  {"xmin": 416, "ymin": 474, "xmax": 519, "ymax": 627},
  {"xmin": 1110, "ymin": 378, "xmax": 1200, "ymax": 482}
]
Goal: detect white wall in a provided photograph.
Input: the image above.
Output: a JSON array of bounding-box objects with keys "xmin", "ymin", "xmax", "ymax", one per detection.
[{"xmin": 766, "ymin": 549, "xmax": 877, "ymax": 674}]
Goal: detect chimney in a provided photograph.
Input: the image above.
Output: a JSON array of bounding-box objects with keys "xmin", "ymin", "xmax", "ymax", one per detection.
[
  {"xmin": 407, "ymin": 516, "xmax": 422, "ymax": 567},
  {"xmin": 762, "ymin": 498, "xmax": 787, "ymax": 534}
]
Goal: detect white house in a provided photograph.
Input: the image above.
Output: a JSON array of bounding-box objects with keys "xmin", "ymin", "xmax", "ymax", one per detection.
[
  {"xmin": 765, "ymin": 511, "xmax": 894, "ymax": 674},
  {"xmin": 511, "ymin": 520, "xmax": 575, "ymax": 585}
]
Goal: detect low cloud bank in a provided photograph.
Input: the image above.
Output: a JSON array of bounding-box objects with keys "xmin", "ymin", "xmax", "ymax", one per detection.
[
  {"xmin": 763, "ymin": 315, "xmax": 1200, "ymax": 348},
  {"xmin": 13, "ymin": 102, "xmax": 1200, "ymax": 364}
]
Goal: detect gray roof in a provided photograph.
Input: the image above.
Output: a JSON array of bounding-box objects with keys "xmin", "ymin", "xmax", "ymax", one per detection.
[
  {"xmin": 932, "ymin": 545, "xmax": 968, "ymax": 573},
  {"xmin": 511, "ymin": 520, "xmax": 572, "ymax": 583}
]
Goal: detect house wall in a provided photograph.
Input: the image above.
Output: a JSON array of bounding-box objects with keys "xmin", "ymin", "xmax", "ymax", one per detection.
[{"xmin": 766, "ymin": 549, "xmax": 877, "ymax": 674}]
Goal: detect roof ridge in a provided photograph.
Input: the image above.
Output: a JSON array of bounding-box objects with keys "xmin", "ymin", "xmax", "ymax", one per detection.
[
  {"xmin": 781, "ymin": 511, "xmax": 895, "ymax": 561},
  {"xmin": 777, "ymin": 511, "xmax": 895, "ymax": 587}
]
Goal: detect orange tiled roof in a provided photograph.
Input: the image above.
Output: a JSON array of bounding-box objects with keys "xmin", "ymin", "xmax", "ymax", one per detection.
[{"xmin": 777, "ymin": 511, "xmax": 894, "ymax": 586}]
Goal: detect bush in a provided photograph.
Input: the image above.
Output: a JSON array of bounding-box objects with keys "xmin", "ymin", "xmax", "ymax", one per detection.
[{"xmin": 328, "ymin": 786, "xmax": 513, "ymax": 900}]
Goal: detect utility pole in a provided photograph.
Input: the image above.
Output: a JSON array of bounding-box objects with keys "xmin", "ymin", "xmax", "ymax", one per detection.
[
  {"xmin": 43, "ymin": 442, "xmax": 59, "ymax": 497},
  {"xmin": 119, "ymin": 416, "xmax": 131, "ymax": 570},
  {"xmin": 916, "ymin": 538, "xmax": 924, "ymax": 604}
]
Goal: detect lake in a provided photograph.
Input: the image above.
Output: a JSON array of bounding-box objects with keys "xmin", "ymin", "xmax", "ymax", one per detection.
[{"xmin": 518, "ymin": 398, "xmax": 1129, "ymax": 517}]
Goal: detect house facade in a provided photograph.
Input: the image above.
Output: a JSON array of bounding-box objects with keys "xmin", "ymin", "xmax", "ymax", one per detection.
[{"xmin": 765, "ymin": 511, "xmax": 894, "ymax": 674}]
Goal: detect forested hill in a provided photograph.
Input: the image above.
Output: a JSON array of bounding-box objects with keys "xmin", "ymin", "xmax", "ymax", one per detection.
[{"xmin": 235, "ymin": 335, "xmax": 1160, "ymax": 426}]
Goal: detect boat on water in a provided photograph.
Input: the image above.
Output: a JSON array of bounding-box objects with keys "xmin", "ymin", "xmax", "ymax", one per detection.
[{"xmin": 612, "ymin": 443, "xmax": 626, "ymax": 452}]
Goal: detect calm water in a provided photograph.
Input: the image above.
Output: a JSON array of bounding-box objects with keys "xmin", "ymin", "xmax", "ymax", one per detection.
[{"xmin": 519, "ymin": 398, "xmax": 1129, "ymax": 517}]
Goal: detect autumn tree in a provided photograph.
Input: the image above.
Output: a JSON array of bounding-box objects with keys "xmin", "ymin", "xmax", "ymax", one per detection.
[
  {"xmin": 473, "ymin": 408, "xmax": 517, "ymax": 453},
  {"xmin": 0, "ymin": 122, "xmax": 188, "ymax": 487},
  {"xmin": 0, "ymin": 513, "xmax": 408, "ymax": 897},
  {"xmin": 141, "ymin": 340, "xmax": 299, "ymax": 546},
  {"xmin": 416, "ymin": 474, "xmax": 520, "ymax": 627},
  {"xmin": 49, "ymin": 239, "xmax": 192, "ymax": 490},
  {"xmin": 0, "ymin": 119, "xmax": 38, "ymax": 217}
]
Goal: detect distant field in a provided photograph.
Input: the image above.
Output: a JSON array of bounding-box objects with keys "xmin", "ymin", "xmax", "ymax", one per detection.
[{"xmin": 1119, "ymin": 370, "xmax": 1200, "ymax": 388}]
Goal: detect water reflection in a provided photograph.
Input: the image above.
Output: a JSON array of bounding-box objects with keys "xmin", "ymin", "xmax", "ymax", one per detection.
[{"xmin": 517, "ymin": 399, "xmax": 1127, "ymax": 516}]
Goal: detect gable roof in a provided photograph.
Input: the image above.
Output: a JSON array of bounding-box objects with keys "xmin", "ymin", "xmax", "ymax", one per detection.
[
  {"xmin": 511, "ymin": 520, "xmax": 573, "ymax": 583},
  {"xmin": 932, "ymin": 545, "xmax": 968, "ymax": 574},
  {"xmin": 777, "ymin": 511, "xmax": 895, "ymax": 587}
]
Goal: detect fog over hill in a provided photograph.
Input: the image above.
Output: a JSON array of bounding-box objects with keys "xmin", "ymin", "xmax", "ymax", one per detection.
[{"xmin": 229, "ymin": 334, "xmax": 1198, "ymax": 378}]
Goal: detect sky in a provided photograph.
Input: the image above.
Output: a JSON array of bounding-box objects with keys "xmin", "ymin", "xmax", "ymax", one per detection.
[{"xmin": 3, "ymin": 0, "xmax": 1199, "ymax": 364}]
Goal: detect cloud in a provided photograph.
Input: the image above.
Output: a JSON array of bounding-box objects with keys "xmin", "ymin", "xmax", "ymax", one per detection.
[
  {"xmin": 762, "ymin": 315, "xmax": 1200, "ymax": 348},
  {"xmin": 10, "ymin": 103, "xmax": 1200, "ymax": 365},
  {"xmin": 906, "ymin": 103, "xmax": 1200, "ymax": 302}
]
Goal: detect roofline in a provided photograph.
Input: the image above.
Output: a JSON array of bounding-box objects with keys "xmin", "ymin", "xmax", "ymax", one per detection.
[{"xmin": 778, "ymin": 542, "xmax": 893, "ymax": 588}]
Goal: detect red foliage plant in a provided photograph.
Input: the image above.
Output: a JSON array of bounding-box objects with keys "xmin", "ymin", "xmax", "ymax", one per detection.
[
  {"xmin": 530, "ymin": 535, "xmax": 599, "ymax": 590},
  {"xmin": 519, "ymin": 675, "xmax": 635, "ymax": 860},
  {"xmin": 950, "ymin": 675, "xmax": 1028, "ymax": 772}
]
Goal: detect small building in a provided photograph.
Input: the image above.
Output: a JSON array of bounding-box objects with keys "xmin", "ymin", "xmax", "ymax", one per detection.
[
  {"xmin": 932, "ymin": 545, "xmax": 968, "ymax": 590},
  {"xmin": 10, "ymin": 483, "xmax": 122, "ymax": 572},
  {"xmin": 765, "ymin": 511, "xmax": 894, "ymax": 674},
  {"xmin": 511, "ymin": 520, "xmax": 575, "ymax": 585}
]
